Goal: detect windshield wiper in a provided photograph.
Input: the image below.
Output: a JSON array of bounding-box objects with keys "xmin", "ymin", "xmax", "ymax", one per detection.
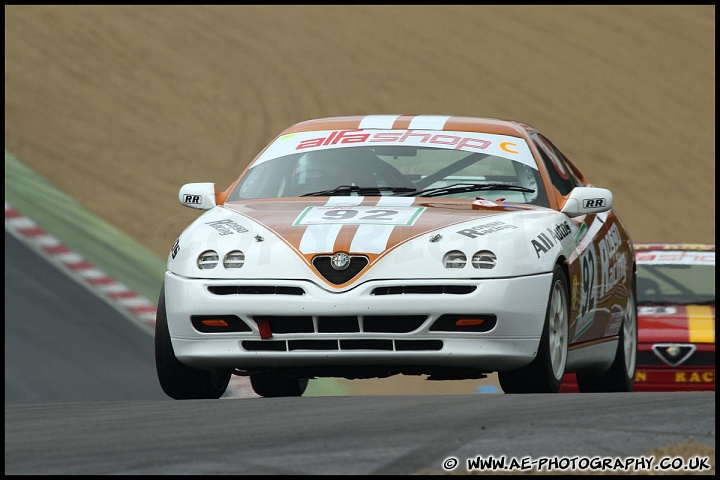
[
  {"xmin": 300, "ymin": 185, "xmax": 416, "ymax": 197},
  {"xmin": 637, "ymin": 300, "xmax": 677, "ymax": 306},
  {"xmin": 638, "ymin": 299, "xmax": 715, "ymax": 306},
  {"xmin": 396, "ymin": 183, "xmax": 535, "ymax": 198},
  {"xmin": 691, "ymin": 300, "xmax": 716, "ymax": 306}
]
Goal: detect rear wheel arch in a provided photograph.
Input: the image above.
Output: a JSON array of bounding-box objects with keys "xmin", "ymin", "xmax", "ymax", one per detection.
[{"xmin": 576, "ymin": 271, "xmax": 637, "ymax": 393}]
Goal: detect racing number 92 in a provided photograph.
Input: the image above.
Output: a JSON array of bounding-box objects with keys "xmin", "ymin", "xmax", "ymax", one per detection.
[
  {"xmin": 322, "ymin": 209, "xmax": 397, "ymax": 221},
  {"xmin": 580, "ymin": 248, "xmax": 596, "ymax": 318},
  {"xmin": 294, "ymin": 205, "xmax": 425, "ymax": 226}
]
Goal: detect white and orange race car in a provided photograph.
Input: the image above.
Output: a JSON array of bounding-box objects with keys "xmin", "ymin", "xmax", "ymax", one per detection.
[
  {"xmin": 563, "ymin": 243, "xmax": 715, "ymax": 392},
  {"xmin": 155, "ymin": 115, "xmax": 638, "ymax": 399}
]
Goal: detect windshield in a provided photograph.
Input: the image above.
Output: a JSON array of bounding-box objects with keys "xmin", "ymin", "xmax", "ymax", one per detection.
[
  {"xmin": 636, "ymin": 260, "xmax": 715, "ymax": 306},
  {"xmin": 228, "ymin": 139, "xmax": 549, "ymax": 206}
]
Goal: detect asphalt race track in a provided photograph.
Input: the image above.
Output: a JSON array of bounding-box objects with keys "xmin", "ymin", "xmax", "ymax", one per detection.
[
  {"xmin": 4, "ymin": 232, "xmax": 165, "ymax": 403},
  {"xmin": 4, "ymin": 232, "xmax": 715, "ymax": 475},
  {"xmin": 5, "ymin": 392, "xmax": 715, "ymax": 475}
]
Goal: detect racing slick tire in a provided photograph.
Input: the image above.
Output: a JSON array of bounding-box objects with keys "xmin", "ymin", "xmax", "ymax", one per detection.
[
  {"xmin": 155, "ymin": 283, "xmax": 232, "ymax": 400},
  {"xmin": 576, "ymin": 277, "xmax": 637, "ymax": 393},
  {"xmin": 499, "ymin": 264, "xmax": 569, "ymax": 394},
  {"xmin": 250, "ymin": 372, "xmax": 309, "ymax": 397}
]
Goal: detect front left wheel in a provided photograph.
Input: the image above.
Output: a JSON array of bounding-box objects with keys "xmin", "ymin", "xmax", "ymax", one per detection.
[
  {"xmin": 155, "ymin": 283, "xmax": 232, "ymax": 400},
  {"xmin": 499, "ymin": 265, "xmax": 569, "ymax": 394}
]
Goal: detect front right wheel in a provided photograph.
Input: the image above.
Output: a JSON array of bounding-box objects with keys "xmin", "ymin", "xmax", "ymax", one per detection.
[
  {"xmin": 250, "ymin": 372, "xmax": 309, "ymax": 398},
  {"xmin": 499, "ymin": 265, "xmax": 569, "ymax": 394}
]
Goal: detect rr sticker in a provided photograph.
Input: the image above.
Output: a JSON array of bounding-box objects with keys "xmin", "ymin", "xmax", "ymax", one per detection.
[{"xmin": 583, "ymin": 198, "xmax": 606, "ymax": 208}]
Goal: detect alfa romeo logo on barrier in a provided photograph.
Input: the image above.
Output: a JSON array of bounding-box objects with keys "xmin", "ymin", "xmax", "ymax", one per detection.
[{"xmin": 331, "ymin": 252, "xmax": 350, "ymax": 270}]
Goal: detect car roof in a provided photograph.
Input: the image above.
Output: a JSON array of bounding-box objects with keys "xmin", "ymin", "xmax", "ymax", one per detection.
[
  {"xmin": 278, "ymin": 115, "xmax": 537, "ymax": 139},
  {"xmin": 634, "ymin": 243, "xmax": 715, "ymax": 253}
]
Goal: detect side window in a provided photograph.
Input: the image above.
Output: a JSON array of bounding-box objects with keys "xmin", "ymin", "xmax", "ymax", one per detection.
[
  {"xmin": 532, "ymin": 133, "xmax": 580, "ymax": 196},
  {"xmin": 553, "ymin": 145, "xmax": 587, "ymax": 187},
  {"xmin": 231, "ymin": 154, "xmax": 299, "ymax": 199}
]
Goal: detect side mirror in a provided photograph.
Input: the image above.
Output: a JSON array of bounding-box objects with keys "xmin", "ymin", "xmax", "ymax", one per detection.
[
  {"xmin": 561, "ymin": 187, "xmax": 613, "ymax": 217},
  {"xmin": 178, "ymin": 183, "xmax": 218, "ymax": 210}
]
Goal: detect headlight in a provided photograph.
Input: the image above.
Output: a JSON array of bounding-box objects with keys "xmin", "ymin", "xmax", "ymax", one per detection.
[
  {"xmin": 223, "ymin": 250, "xmax": 245, "ymax": 269},
  {"xmin": 472, "ymin": 250, "xmax": 497, "ymax": 269},
  {"xmin": 197, "ymin": 250, "xmax": 219, "ymax": 269},
  {"xmin": 443, "ymin": 250, "xmax": 466, "ymax": 269}
]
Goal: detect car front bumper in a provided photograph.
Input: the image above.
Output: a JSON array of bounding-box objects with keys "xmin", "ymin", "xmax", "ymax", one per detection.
[{"xmin": 163, "ymin": 271, "xmax": 553, "ymax": 373}]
